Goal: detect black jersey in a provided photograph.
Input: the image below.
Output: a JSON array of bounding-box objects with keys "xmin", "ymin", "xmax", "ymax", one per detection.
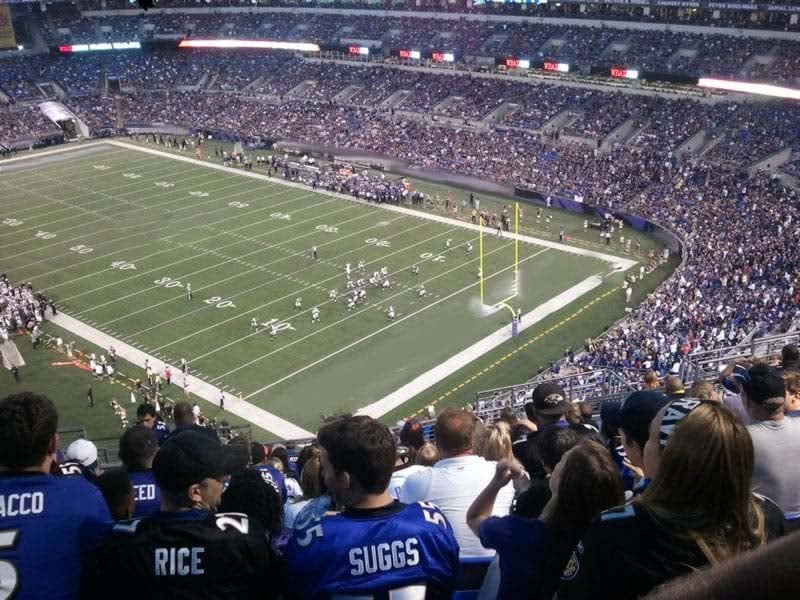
[
  {"xmin": 557, "ymin": 503, "xmax": 708, "ymax": 600},
  {"xmin": 94, "ymin": 509, "xmax": 279, "ymax": 600},
  {"xmin": 558, "ymin": 497, "xmax": 784, "ymax": 600}
]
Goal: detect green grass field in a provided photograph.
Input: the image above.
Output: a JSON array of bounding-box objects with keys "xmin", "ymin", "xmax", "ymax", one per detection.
[{"xmin": 0, "ymin": 140, "xmax": 675, "ymax": 439}]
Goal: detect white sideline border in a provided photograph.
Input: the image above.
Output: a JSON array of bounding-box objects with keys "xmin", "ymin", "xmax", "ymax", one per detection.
[
  {"xmin": 49, "ymin": 312, "xmax": 314, "ymax": 440},
  {"xmin": 106, "ymin": 140, "xmax": 637, "ymax": 271},
  {"xmin": 358, "ymin": 275, "xmax": 603, "ymax": 419},
  {"xmin": 8, "ymin": 141, "xmax": 638, "ymax": 437}
]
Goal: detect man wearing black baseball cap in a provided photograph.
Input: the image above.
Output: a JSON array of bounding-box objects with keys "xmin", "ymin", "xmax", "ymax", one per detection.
[
  {"xmin": 93, "ymin": 430, "xmax": 279, "ymax": 598},
  {"xmin": 742, "ymin": 364, "xmax": 800, "ymax": 532},
  {"xmin": 513, "ymin": 383, "xmax": 571, "ymax": 479},
  {"xmin": 617, "ymin": 390, "xmax": 670, "ymax": 494}
]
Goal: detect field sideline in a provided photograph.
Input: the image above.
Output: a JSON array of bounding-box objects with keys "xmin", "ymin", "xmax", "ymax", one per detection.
[{"xmin": 1, "ymin": 140, "xmax": 652, "ymax": 438}]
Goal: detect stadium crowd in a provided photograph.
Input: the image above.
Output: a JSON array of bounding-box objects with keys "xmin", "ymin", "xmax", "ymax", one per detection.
[
  {"xmin": 2, "ymin": 55, "xmax": 799, "ymax": 366},
  {"xmin": 18, "ymin": 6, "xmax": 800, "ymax": 83},
  {"xmin": 3, "ymin": 354, "xmax": 800, "ymax": 597},
  {"xmin": 72, "ymin": 0, "xmax": 800, "ymax": 32}
]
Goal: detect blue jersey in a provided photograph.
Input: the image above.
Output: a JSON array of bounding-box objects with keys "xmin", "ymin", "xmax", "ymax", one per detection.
[
  {"xmin": 0, "ymin": 472, "xmax": 113, "ymax": 599},
  {"xmin": 153, "ymin": 422, "xmax": 170, "ymax": 446},
  {"xmin": 286, "ymin": 501, "xmax": 459, "ymax": 599},
  {"xmin": 252, "ymin": 465, "xmax": 287, "ymax": 501},
  {"xmin": 128, "ymin": 470, "xmax": 162, "ymax": 518}
]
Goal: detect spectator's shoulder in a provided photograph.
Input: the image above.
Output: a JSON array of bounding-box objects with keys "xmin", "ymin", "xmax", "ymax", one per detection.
[
  {"xmin": 752, "ymin": 493, "xmax": 786, "ymax": 540},
  {"xmin": 398, "ymin": 466, "xmax": 432, "ymax": 501},
  {"xmin": 597, "ymin": 503, "xmax": 638, "ymax": 527}
]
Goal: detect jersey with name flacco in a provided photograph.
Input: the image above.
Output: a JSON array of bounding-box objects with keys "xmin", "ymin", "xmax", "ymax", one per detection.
[
  {"xmin": 286, "ymin": 501, "xmax": 459, "ymax": 599},
  {"xmin": 95, "ymin": 510, "xmax": 278, "ymax": 600},
  {"xmin": 0, "ymin": 472, "xmax": 113, "ymax": 600}
]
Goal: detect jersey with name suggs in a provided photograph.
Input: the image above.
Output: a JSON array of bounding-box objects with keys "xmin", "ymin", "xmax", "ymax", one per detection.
[{"xmin": 286, "ymin": 501, "xmax": 459, "ymax": 599}]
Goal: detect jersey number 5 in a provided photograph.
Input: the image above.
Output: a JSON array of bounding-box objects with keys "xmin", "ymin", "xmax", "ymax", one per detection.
[
  {"xmin": 0, "ymin": 530, "xmax": 20, "ymax": 599},
  {"xmin": 419, "ymin": 502, "xmax": 447, "ymax": 528}
]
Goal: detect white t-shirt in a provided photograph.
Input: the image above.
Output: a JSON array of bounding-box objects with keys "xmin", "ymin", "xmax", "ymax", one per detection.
[
  {"xmin": 283, "ymin": 498, "xmax": 312, "ymax": 529},
  {"xmin": 388, "ymin": 465, "xmax": 427, "ymax": 500},
  {"xmin": 285, "ymin": 477, "xmax": 303, "ymax": 500},
  {"xmin": 399, "ymin": 455, "xmax": 514, "ymax": 557}
]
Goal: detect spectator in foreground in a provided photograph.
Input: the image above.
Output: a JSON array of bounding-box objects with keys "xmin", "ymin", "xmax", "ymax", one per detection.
[
  {"xmin": 664, "ymin": 376, "xmax": 685, "ymax": 400},
  {"xmin": 136, "ymin": 402, "xmax": 170, "ymax": 445},
  {"xmin": 399, "ymin": 418, "xmax": 426, "ymax": 455},
  {"xmin": 784, "ymin": 370, "xmax": 800, "ymax": 418},
  {"xmin": 475, "ymin": 423, "xmax": 513, "ymax": 461},
  {"xmin": 251, "ymin": 442, "xmax": 287, "ymax": 501},
  {"xmin": 118, "ymin": 425, "xmax": 161, "ymax": 518},
  {"xmin": 284, "ymin": 455, "xmax": 324, "ymax": 529},
  {"xmin": 645, "ymin": 530, "xmax": 800, "ymax": 600},
  {"xmin": 741, "ymin": 364, "xmax": 800, "ymax": 531},
  {"xmin": 514, "ymin": 427, "xmax": 581, "ymax": 519},
  {"xmin": 401, "ymin": 408, "xmax": 514, "ymax": 557},
  {"xmin": 781, "ymin": 344, "xmax": 799, "ymax": 372},
  {"xmin": 618, "ymin": 390, "xmax": 670, "ymax": 492},
  {"xmin": 642, "ymin": 370, "xmax": 660, "ymax": 390},
  {"xmin": 61, "ymin": 438, "xmax": 103, "ymax": 483},
  {"xmin": 688, "ymin": 380, "xmax": 722, "ymax": 402},
  {"xmin": 467, "ymin": 441, "xmax": 623, "ymax": 600},
  {"xmin": 219, "ymin": 467, "xmax": 284, "ymax": 542},
  {"xmin": 514, "ymin": 383, "xmax": 571, "ymax": 480},
  {"xmin": 389, "ymin": 442, "xmax": 439, "ymax": 499},
  {"xmin": 560, "ymin": 400, "xmax": 771, "ymax": 599},
  {"xmin": 95, "ymin": 430, "xmax": 278, "ymax": 598},
  {"xmin": 97, "ymin": 469, "xmax": 135, "ymax": 521},
  {"xmin": 0, "ymin": 392, "xmax": 113, "ymax": 599},
  {"xmin": 167, "ymin": 401, "xmax": 218, "ymax": 441},
  {"xmin": 286, "ymin": 415, "xmax": 459, "ymax": 598}
]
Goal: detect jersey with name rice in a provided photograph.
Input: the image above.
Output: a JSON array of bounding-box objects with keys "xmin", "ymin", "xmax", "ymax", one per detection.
[
  {"xmin": 128, "ymin": 470, "xmax": 161, "ymax": 518},
  {"xmin": 286, "ymin": 501, "xmax": 459, "ymax": 599},
  {"xmin": 95, "ymin": 510, "xmax": 277, "ymax": 600},
  {"xmin": 0, "ymin": 472, "xmax": 113, "ymax": 600}
]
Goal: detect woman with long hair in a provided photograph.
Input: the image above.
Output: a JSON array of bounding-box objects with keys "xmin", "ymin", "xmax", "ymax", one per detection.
[
  {"xmin": 560, "ymin": 399, "xmax": 780, "ymax": 600},
  {"xmin": 467, "ymin": 440, "xmax": 623, "ymax": 599}
]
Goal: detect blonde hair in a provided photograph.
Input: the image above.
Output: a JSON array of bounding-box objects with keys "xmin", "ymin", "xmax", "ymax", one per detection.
[
  {"xmin": 415, "ymin": 443, "xmax": 440, "ymax": 467},
  {"xmin": 475, "ymin": 424, "xmax": 512, "ymax": 461},
  {"xmin": 643, "ymin": 370, "xmax": 660, "ymax": 389},
  {"xmin": 688, "ymin": 380, "xmax": 722, "ymax": 403},
  {"xmin": 639, "ymin": 402, "xmax": 765, "ymax": 564}
]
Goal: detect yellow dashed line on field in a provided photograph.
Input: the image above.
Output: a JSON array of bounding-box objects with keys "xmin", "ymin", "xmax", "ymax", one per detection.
[{"xmin": 406, "ymin": 287, "xmax": 617, "ymax": 419}]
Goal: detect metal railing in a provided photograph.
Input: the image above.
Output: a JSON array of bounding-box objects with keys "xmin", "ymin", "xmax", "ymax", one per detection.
[{"xmin": 680, "ymin": 330, "xmax": 800, "ymax": 382}]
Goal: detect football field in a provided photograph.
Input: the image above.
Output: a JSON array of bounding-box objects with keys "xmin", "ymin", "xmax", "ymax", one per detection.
[{"xmin": 0, "ymin": 141, "xmax": 636, "ymax": 437}]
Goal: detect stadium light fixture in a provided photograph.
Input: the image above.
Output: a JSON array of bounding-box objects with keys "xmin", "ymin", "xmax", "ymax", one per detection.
[
  {"xmin": 698, "ymin": 77, "xmax": 800, "ymax": 100},
  {"xmin": 178, "ymin": 39, "xmax": 320, "ymax": 52}
]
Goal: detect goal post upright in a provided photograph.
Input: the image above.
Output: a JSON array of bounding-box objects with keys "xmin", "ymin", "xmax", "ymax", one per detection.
[
  {"xmin": 514, "ymin": 201, "xmax": 519, "ymax": 283},
  {"xmin": 479, "ymin": 215, "xmax": 485, "ymax": 304}
]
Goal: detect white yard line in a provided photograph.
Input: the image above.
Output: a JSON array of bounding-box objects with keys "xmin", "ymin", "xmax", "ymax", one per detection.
[
  {"xmin": 3, "ymin": 142, "xmax": 639, "ymax": 435},
  {"xmin": 214, "ymin": 241, "xmax": 526, "ymax": 383},
  {"xmin": 38, "ymin": 192, "xmax": 325, "ymax": 292},
  {"xmin": 13, "ymin": 190, "xmax": 305, "ymax": 275},
  {"xmin": 47, "ymin": 311, "xmax": 313, "ymax": 440},
  {"xmin": 163, "ymin": 222, "xmax": 459, "ymax": 357},
  {"xmin": 66, "ymin": 199, "xmax": 356, "ymax": 308},
  {"xmin": 0, "ymin": 141, "xmax": 113, "ymax": 164},
  {"xmin": 107, "ymin": 213, "xmax": 420, "ymax": 332},
  {"xmin": 242, "ymin": 247, "xmax": 550, "ymax": 398},
  {"xmin": 357, "ymin": 275, "xmax": 604, "ymax": 418}
]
